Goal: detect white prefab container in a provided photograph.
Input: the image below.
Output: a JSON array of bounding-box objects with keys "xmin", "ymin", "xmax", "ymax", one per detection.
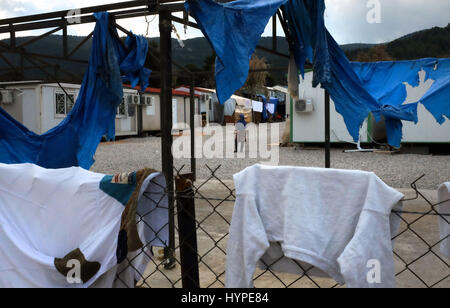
[
  {"xmin": 292, "ymin": 73, "xmax": 369, "ymax": 144},
  {"xmin": 0, "ymin": 81, "xmax": 139, "ymax": 137},
  {"xmin": 173, "ymin": 95, "xmax": 201, "ymax": 131},
  {"xmin": 139, "ymin": 87, "xmax": 201, "ymax": 133},
  {"xmin": 141, "ymin": 93, "xmax": 161, "ymax": 132},
  {"xmin": 174, "ymin": 86, "xmax": 213, "ymax": 125},
  {"xmin": 292, "ymin": 71, "xmax": 450, "ymax": 145}
]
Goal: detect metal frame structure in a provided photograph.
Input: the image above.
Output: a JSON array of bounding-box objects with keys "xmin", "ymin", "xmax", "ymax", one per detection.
[{"xmin": 0, "ymin": 0, "xmax": 333, "ymax": 287}]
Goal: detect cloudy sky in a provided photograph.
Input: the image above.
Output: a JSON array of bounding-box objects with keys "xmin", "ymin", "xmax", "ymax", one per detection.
[{"xmin": 0, "ymin": 0, "xmax": 449, "ymax": 44}]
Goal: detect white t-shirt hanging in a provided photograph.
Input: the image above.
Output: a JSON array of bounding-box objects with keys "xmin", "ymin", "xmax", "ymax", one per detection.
[
  {"xmin": 0, "ymin": 163, "xmax": 168, "ymax": 288},
  {"xmin": 226, "ymin": 164, "xmax": 404, "ymax": 288},
  {"xmin": 266, "ymin": 103, "xmax": 275, "ymax": 115},
  {"xmin": 252, "ymin": 101, "xmax": 263, "ymax": 113}
]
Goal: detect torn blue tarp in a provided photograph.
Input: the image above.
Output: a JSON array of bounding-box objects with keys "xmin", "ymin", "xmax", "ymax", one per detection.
[
  {"xmin": 352, "ymin": 58, "xmax": 450, "ymax": 125},
  {"xmin": 282, "ymin": 0, "xmax": 329, "ymax": 82},
  {"xmin": 185, "ymin": 0, "xmax": 288, "ymax": 104},
  {"xmin": 186, "ymin": 0, "xmax": 449, "ymax": 147},
  {"xmin": 283, "ymin": 0, "xmax": 387, "ymax": 143},
  {"xmin": 0, "ymin": 12, "xmax": 150, "ymax": 169},
  {"xmin": 283, "ymin": 0, "xmax": 450, "ymax": 148},
  {"xmin": 421, "ymin": 74, "xmax": 450, "ymax": 124}
]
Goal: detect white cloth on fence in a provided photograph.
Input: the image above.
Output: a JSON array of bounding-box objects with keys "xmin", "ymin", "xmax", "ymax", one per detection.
[
  {"xmin": 90, "ymin": 220, "xmax": 154, "ymax": 288},
  {"xmin": 0, "ymin": 163, "xmax": 168, "ymax": 288},
  {"xmin": 252, "ymin": 101, "xmax": 263, "ymax": 113},
  {"xmin": 226, "ymin": 164, "xmax": 404, "ymax": 288},
  {"xmin": 266, "ymin": 103, "xmax": 275, "ymax": 115},
  {"xmin": 244, "ymin": 99, "xmax": 253, "ymax": 109},
  {"xmin": 438, "ymin": 183, "xmax": 450, "ymax": 259}
]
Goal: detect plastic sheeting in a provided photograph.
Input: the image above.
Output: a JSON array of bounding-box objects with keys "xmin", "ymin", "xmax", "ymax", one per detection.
[
  {"xmin": 283, "ymin": 0, "xmax": 450, "ymax": 148},
  {"xmin": 185, "ymin": 0, "xmax": 288, "ymax": 104},
  {"xmin": 352, "ymin": 58, "xmax": 450, "ymax": 126},
  {"xmin": 186, "ymin": 0, "xmax": 449, "ymax": 147},
  {"xmin": 0, "ymin": 12, "xmax": 151, "ymax": 169}
]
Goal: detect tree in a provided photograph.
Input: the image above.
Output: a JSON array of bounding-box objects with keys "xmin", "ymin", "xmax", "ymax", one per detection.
[
  {"xmin": 241, "ymin": 55, "xmax": 269, "ymax": 98},
  {"xmin": 355, "ymin": 44, "xmax": 394, "ymax": 62},
  {"xmin": 144, "ymin": 39, "xmax": 161, "ymax": 88},
  {"xmin": 199, "ymin": 52, "xmax": 216, "ymax": 89}
]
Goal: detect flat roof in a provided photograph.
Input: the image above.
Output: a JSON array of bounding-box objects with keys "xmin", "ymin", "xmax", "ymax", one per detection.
[{"xmin": 124, "ymin": 84, "xmax": 201, "ymax": 97}]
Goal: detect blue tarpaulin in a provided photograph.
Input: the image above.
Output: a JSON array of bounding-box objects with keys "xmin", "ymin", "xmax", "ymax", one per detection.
[
  {"xmin": 257, "ymin": 95, "xmax": 279, "ymax": 120},
  {"xmin": 283, "ymin": 0, "xmax": 449, "ymax": 148},
  {"xmin": 186, "ymin": 0, "xmax": 449, "ymax": 147},
  {"xmin": 185, "ymin": 0, "xmax": 288, "ymax": 105},
  {"xmin": 0, "ymin": 12, "xmax": 150, "ymax": 169},
  {"xmin": 351, "ymin": 58, "xmax": 450, "ymax": 125}
]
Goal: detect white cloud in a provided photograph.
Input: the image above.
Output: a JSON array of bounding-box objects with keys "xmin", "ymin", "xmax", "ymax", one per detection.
[
  {"xmin": 325, "ymin": 0, "xmax": 450, "ymax": 44},
  {"xmin": 0, "ymin": 0, "xmax": 449, "ymax": 44}
]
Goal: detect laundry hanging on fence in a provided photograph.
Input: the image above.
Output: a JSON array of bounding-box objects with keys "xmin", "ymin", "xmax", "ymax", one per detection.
[
  {"xmin": 266, "ymin": 103, "xmax": 275, "ymax": 115},
  {"xmin": 0, "ymin": 12, "xmax": 151, "ymax": 169},
  {"xmin": 0, "ymin": 163, "xmax": 168, "ymax": 288},
  {"xmin": 185, "ymin": 0, "xmax": 288, "ymax": 104},
  {"xmin": 438, "ymin": 183, "xmax": 450, "ymax": 259},
  {"xmin": 252, "ymin": 100, "xmax": 264, "ymax": 113},
  {"xmin": 226, "ymin": 164, "xmax": 404, "ymax": 288}
]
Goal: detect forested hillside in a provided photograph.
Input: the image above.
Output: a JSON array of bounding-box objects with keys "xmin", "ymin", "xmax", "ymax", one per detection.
[{"xmin": 1, "ymin": 23, "xmax": 448, "ymax": 86}]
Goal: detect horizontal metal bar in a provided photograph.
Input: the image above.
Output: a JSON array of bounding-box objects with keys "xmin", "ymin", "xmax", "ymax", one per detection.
[
  {"xmin": 0, "ymin": 44, "xmax": 88, "ymax": 64},
  {"xmin": 0, "ymin": 65, "xmax": 39, "ymax": 72},
  {"xmin": 67, "ymin": 31, "xmax": 93, "ymax": 58},
  {"xmin": 0, "ymin": 0, "xmax": 181, "ymax": 26},
  {"xmin": 113, "ymin": 22, "xmax": 133, "ymax": 37},
  {"xmin": 16, "ymin": 26, "xmax": 63, "ymax": 49},
  {"xmin": 0, "ymin": 2, "xmax": 185, "ymax": 34},
  {"xmin": 170, "ymin": 14, "xmax": 199, "ymax": 29},
  {"xmin": 25, "ymin": 52, "xmax": 87, "ymax": 64}
]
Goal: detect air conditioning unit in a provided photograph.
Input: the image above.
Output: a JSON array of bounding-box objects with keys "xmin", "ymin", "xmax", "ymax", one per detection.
[
  {"xmin": 144, "ymin": 96, "xmax": 154, "ymax": 106},
  {"xmin": 295, "ymin": 99, "xmax": 314, "ymax": 113},
  {"xmin": 0, "ymin": 90, "xmax": 14, "ymax": 104},
  {"xmin": 127, "ymin": 94, "xmax": 141, "ymax": 105}
]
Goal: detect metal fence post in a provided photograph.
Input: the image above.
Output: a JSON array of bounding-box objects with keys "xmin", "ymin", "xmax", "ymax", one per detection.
[
  {"xmin": 159, "ymin": 10, "xmax": 176, "ymax": 268},
  {"xmin": 176, "ymin": 173, "xmax": 200, "ymax": 288},
  {"xmin": 190, "ymin": 78, "xmax": 196, "ymax": 180},
  {"xmin": 325, "ymin": 91, "xmax": 331, "ymax": 168}
]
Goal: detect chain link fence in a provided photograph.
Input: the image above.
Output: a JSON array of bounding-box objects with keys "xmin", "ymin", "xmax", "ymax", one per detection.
[{"xmin": 115, "ymin": 165, "xmax": 449, "ymax": 288}]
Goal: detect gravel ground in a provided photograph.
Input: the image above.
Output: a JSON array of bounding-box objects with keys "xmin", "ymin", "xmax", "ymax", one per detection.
[{"xmin": 91, "ymin": 123, "xmax": 450, "ymax": 189}]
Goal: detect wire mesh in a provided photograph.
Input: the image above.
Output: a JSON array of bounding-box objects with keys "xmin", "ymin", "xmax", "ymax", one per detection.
[{"xmin": 115, "ymin": 165, "xmax": 449, "ymax": 288}]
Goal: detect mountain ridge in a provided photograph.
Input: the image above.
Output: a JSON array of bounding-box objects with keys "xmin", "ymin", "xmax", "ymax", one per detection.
[{"xmin": 1, "ymin": 23, "xmax": 449, "ymax": 85}]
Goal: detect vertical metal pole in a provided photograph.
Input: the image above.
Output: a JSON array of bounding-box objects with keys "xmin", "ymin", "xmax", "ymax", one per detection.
[
  {"xmin": 190, "ymin": 77, "xmax": 196, "ymax": 180},
  {"xmin": 272, "ymin": 14, "xmax": 277, "ymax": 52},
  {"xmin": 20, "ymin": 55, "xmax": 24, "ymax": 79},
  {"xmin": 62, "ymin": 18, "xmax": 68, "ymax": 59},
  {"xmin": 159, "ymin": 11, "xmax": 176, "ymax": 268},
  {"xmin": 137, "ymin": 92, "xmax": 143, "ymax": 136},
  {"xmin": 325, "ymin": 91, "xmax": 331, "ymax": 168},
  {"xmin": 9, "ymin": 25, "xmax": 15, "ymax": 49},
  {"xmin": 176, "ymin": 173, "xmax": 200, "ymax": 288}
]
